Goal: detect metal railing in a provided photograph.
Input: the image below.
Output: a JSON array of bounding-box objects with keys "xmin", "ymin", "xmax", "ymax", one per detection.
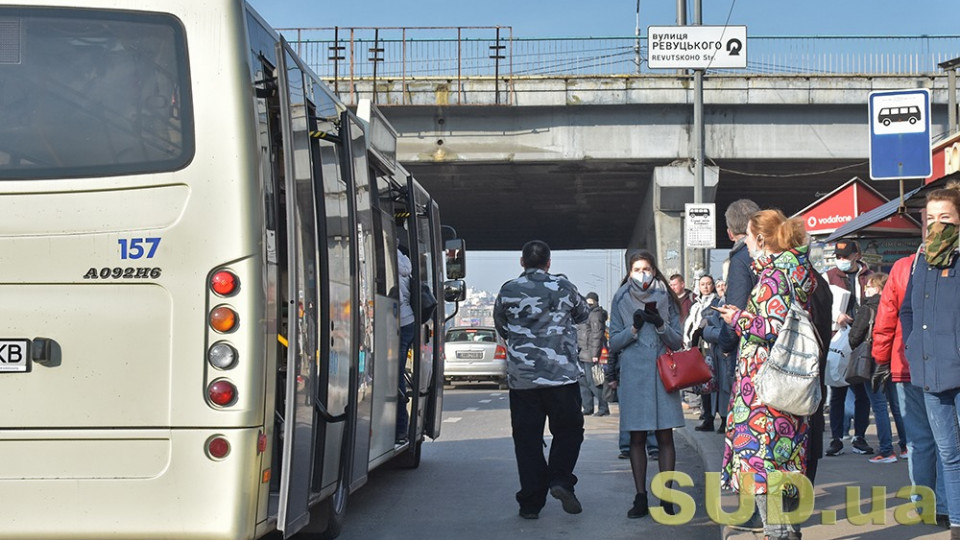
[{"xmin": 277, "ymin": 27, "xmax": 960, "ymax": 103}]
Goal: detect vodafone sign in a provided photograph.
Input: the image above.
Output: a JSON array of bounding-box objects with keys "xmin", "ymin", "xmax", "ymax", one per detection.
[{"xmin": 796, "ymin": 177, "xmax": 920, "ymax": 236}]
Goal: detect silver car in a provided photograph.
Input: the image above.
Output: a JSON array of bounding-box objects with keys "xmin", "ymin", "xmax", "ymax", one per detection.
[{"xmin": 444, "ymin": 326, "xmax": 507, "ymax": 389}]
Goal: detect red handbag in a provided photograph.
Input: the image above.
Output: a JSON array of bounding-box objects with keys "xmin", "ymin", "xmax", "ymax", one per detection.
[{"xmin": 656, "ymin": 347, "xmax": 712, "ymax": 393}]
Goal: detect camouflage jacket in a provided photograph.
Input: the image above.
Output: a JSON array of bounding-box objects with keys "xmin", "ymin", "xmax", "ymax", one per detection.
[{"xmin": 493, "ymin": 268, "xmax": 590, "ymax": 389}]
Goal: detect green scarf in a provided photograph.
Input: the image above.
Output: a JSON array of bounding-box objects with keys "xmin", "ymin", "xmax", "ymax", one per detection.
[{"xmin": 924, "ymin": 222, "xmax": 959, "ymax": 267}]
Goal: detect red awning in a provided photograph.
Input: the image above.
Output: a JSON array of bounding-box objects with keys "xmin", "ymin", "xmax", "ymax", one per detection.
[{"xmin": 792, "ymin": 177, "xmax": 921, "ymax": 237}]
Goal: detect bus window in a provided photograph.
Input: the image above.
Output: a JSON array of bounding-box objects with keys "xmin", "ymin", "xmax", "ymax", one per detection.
[{"xmin": 0, "ymin": 8, "xmax": 194, "ymax": 179}]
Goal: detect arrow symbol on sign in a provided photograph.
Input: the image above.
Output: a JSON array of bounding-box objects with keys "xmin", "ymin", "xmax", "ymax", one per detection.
[{"xmin": 726, "ymin": 38, "xmax": 743, "ymax": 56}]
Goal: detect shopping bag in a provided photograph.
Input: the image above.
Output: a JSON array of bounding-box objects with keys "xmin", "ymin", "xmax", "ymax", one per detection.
[{"xmin": 825, "ymin": 327, "xmax": 851, "ymax": 388}]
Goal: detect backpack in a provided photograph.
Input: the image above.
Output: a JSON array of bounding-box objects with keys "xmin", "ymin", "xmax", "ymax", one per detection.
[{"xmin": 753, "ymin": 273, "xmax": 823, "ymax": 417}]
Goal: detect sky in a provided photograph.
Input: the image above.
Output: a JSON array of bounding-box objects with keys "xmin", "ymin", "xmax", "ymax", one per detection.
[
  {"xmin": 245, "ymin": 0, "xmax": 958, "ymax": 305},
  {"xmin": 246, "ymin": 0, "xmax": 960, "ymax": 38}
]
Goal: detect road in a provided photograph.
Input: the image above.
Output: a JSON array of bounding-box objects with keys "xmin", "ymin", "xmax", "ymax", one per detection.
[{"xmin": 336, "ymin": 385, "xmax": 721, "ymax": 540}]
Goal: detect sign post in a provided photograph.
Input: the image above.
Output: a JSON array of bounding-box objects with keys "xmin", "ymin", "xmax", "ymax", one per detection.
[
  {"xmin": 685, "ymin": 203, "xmax": 716, "ymax": 249},
  {"xmin": 869, "ymin": 89, "xmax": 933, "ymax": 180}
]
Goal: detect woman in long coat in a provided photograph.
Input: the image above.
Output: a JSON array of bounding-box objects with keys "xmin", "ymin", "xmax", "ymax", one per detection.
[
  {"xmin": 717, "ymin": 210, "xmax": 816, "ymax": 540},
  {"xmin": 608, "ymin": 250, "xmax": 683, "ymax": 519}
]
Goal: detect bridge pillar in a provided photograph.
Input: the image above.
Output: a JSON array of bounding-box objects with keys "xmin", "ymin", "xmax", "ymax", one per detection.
[{"xmin": 637, "ymin": 163, "xmax": 718, "ymax": 281}]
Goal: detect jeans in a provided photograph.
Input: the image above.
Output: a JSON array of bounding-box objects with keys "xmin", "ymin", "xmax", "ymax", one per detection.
[
  {"xmin": 898, "ymin": 382, "xmax": 947, "ymax": 515},
  {"xmin": 868, "ymin": 382, "xmax": 907, "ymax": 455},
  {"xmin": 510, "ymin": 383, "xmax": 584, "ymax": 512},
  {"xmin": 396, "ymin": 323, "xmax": 416, "ymax": 439},
  {"xmin": 620, "ymin": 430, "xmax": 657, "ymax": 455},
  {"xmin": 578, "ymin": 361, "xmax": 608, "ymax": 414},
  {"xmin": 923, "ymin": 387, "xmax": 960, "ymax": 526},
  {"xmin": 829, "ymin": 382, "xmax": 871, "ymax": 442}
]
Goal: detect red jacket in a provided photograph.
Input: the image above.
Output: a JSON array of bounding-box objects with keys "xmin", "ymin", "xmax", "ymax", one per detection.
[{"xmin": 871, "ymin": 254, "xmax": 915, "ymax": 382}]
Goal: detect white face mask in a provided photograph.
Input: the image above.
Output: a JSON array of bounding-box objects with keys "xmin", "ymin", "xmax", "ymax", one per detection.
[
  {"xmin": 632, "ymin": 271, "xmax": 654, "ymax": 289},
  {"xmin": 865, "ymin": 286, "xmax": 879, "ymax": 298}
]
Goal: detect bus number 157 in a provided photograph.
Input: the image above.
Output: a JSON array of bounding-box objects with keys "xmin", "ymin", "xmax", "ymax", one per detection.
[{"xmin": 118, "ymin": 237, "xmax": 161, "ymax": 259}]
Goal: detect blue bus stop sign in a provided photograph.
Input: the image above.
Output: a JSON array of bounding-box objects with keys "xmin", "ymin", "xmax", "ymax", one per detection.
[{"xmin": 869, "ymin": 89, "xmax": 932, "ymax": 180}]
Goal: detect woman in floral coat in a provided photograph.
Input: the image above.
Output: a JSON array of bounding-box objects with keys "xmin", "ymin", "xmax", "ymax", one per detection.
[{"xmin": 717, "ymin": 209, "xmax": 816, "ymax": 540}]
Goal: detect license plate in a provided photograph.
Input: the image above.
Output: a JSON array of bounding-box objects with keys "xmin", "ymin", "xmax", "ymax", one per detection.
[
  {"xmin": 456, "ymin": 351, "xmax": 483, "ymax": 360},
  {"xmin": 0, "ymin": 339, "xmax": 30, "ymax": 373}
]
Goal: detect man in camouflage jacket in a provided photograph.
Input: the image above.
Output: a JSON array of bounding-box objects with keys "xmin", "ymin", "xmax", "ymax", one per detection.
[{"xmin": 494, "ymin": 240, "xmax": 591, "ymax": 519}]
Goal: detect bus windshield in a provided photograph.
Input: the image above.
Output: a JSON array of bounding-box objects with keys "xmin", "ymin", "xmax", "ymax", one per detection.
[{"xmin": 0, "ymin": 8, "xmax": 194, "ymax": 180}]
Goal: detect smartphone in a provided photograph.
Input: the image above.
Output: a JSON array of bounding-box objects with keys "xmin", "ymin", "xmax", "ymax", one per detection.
[
  {"xmin": 709, "ymin": 306, "xmax": 724, "ymax": 312},
  {"xmin": 644, "ymin": 302, "xmax": 657, "ymax": 313}
]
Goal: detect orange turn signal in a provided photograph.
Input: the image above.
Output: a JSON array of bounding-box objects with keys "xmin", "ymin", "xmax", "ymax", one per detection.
[{"xmin": 210, "ymin": 306, "xmax": 238, "ymax": 333}]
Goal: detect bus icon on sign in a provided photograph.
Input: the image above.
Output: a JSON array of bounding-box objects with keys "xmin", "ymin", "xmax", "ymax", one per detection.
[{"xmin": 878, "ymin": 106, "xmax": 921, "ymax": 126}]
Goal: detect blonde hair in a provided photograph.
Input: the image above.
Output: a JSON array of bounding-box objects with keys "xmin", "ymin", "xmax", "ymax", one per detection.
[
  {"xmin": 867, "ymin": 272, "xmax": 888, "ymax": 290},
  {"xmin": 749, "ymin": 209, "xmax": 808, "ymax": 252}
]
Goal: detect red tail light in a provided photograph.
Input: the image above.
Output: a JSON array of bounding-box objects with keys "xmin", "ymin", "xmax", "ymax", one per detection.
[
  {"xmin": 211, "ymin": 271, "xmax": 238, "ymax": 296},
  {"xmin": 495, "ymin": 345, "xmax": 506, "ymax": 360},
  {"xmin": 206, "ymin": 436, "xmax": 230, "ymax": 459},
  {"xmin": 208, "ymin": 379, "xmax": 237, "ymax": 406}
]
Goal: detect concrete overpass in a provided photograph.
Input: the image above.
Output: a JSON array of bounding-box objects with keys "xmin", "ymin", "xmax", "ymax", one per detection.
[
  {"xmin": 366, "ymin": 75, "xmax": 951, "ymax": 261},
  {"xmin": 283, "ymin": 30, "xmax": 960, "ymax": 272}
]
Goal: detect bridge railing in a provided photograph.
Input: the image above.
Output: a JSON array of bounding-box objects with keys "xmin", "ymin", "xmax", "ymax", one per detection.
[{"xmin": 277, "ymin": 27, "xmax": 960, "ymax": 104}]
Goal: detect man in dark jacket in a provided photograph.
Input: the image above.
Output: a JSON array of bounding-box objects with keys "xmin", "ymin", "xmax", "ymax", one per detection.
[
  {"xmin": 577, "ymin": 292, "xmax": 608, "ymax": 416},
  {"xmin": 824, "ymin": 240, "xmax": 874, "ymax": 457}
]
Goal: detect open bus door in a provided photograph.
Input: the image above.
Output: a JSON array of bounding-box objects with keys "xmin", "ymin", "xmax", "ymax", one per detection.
[{"xmin": 275, "ymin": 39, "xmax": 327, "ymax": 538}]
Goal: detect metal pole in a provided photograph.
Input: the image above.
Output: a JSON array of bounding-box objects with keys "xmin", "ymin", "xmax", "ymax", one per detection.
[
  {"xmin": 634, "ymin": 0, "xmax": 641, "ymax": 74},
  {"xmin": 402, "ymin": 28, "xmax": 407, "ymax": 105},
  {"xmin": 949, "ymin": 68, "xmax": 958, "ymax": 134},
  {"xmin": 692, "ymin": 0, "xmax": 705, "ymax": 278}
]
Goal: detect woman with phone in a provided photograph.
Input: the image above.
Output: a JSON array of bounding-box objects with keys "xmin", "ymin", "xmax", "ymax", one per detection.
[
  {"xmin": 715, "ymin": 209, "xmax": 816, "ymax": 540},
  {"xmin": 608, "ymin": 249, "xmax": 683, "ymax": 519}
]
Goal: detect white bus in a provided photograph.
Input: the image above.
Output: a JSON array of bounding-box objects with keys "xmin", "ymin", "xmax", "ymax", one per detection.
[{"xmin": 0, "ymin": 1, "xmax": 466, "ymax": 538}]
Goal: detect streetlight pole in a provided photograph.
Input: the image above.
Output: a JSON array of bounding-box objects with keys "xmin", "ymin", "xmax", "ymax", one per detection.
[{"xmin": 692, "ymin": 0, "xmax": 706, "ymax": 280}]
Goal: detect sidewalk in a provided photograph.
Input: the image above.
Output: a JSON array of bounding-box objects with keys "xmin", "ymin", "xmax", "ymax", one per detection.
[{"xmin": 674, "ymin": 397, "xmax": 950, "ymax": 540}]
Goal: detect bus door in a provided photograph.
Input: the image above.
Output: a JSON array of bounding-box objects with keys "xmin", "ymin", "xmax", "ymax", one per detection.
[
  {"xmin": 340, "ymin": 113, "xmax": 376, "ymax": 490},
  {"xmin": 424, "ymin": 198, "xmax": 445, "ymax": 439},
  {"xmin": 275, "ymin": 40, "xmax": 323, "ymax": 537}
]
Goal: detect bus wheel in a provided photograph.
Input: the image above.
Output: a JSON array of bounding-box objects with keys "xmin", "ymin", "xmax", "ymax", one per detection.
[
  {"xmin": 395, "ymin": 438, "xmax": 422, "ymax": 469},
  {"xmin": 295, "ymin": 476, "xmax": 348, "ymax": 540}
]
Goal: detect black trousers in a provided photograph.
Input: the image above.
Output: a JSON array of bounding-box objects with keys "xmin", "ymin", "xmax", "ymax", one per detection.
[{"xmin": 509, "ymin": 383, "xmax": 584, "ymax": 511}]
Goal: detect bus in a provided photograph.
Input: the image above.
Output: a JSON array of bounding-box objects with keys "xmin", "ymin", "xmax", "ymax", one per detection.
[{"xmin": 0, "ymin": 1, "xmax": 466, "ymax": 539}]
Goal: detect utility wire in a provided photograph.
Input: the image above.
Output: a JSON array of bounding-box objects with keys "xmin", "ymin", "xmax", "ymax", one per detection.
[{"xmin": 708, "ymin": 158, "xmax": 868, "ymax": 178}]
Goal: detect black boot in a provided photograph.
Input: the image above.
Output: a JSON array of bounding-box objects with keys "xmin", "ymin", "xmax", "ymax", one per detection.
[
  {"xmin": 694, "ymin": 419, "xmax": 715, "ymax": 431},
  {"xmin": 661, "ymin": 499, "xmax": 678, "ymax": 515},
  {"xmin": 716, "ymin": 418, "xmax": 727, "ymax": 433},
  {"xmin": 627, "ymin": 492, "xmax": 649, "ymax": 519}
]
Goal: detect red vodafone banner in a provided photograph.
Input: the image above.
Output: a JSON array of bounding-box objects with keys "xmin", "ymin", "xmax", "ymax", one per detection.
[{"xmin": 795, "ymin": 177, "xmax": 920, "ymax": 236}]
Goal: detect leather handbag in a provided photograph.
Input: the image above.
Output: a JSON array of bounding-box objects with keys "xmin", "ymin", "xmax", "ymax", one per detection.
[
  {"xmin": 844, "ymin": 309, "xmax": 876, "ymax": 385},
  {"xmin": 657, "ymin": 347, "xmax": 712, "ymax": 393}
]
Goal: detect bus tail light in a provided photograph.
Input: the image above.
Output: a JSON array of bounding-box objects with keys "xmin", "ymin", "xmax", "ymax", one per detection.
[
  {"xmin": 206, "ymin": 436, "xmax": 230, "ymax": 459},
  {"xmin": 211, "ymin": 270, "xmax": 239, "ymax": 296},
  {"xmin": 208, "ymin": 379, "xmax": 237, "ymax": 406},
  {"xmin": 209, "ymin": 306, "xmax": 237, "ymax": 333},
  {"xmin": 495, "ymin": 345, "xmax": 506, "ymax": 360},
  {"xmin": 208, "ymin": 342, "xmax": 237, "ymax": 370}
]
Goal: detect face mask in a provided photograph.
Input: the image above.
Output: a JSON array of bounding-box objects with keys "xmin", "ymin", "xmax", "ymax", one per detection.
[
  {"xmin": 748, "ymin": 236, "xmax": 765, "ymax": 260},
  {"xmin": 632, "ymin": 271, "xmax": 654, "ymax": 289},
  {"xmin": 835, "ymin": 259, "xmax": 853, "ymax": 272},
  {"xmin": 865, "ymin": 287, "xmax": 878, "ymax": 298},
  {"xmin": 925, "ymin": 221, "xmax": 959, "ymax": 267}
]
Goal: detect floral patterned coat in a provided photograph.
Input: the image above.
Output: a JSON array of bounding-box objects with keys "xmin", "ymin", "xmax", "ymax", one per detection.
[{"xmin": 720, "ymin": 246, "xmax": 816, "ymax": 495}]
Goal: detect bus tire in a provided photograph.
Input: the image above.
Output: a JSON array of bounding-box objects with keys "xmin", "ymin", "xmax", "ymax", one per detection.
[
  {"xmin": 395, "ymin": 438, "xmax": 422, "ymax": 469},
  {"xmin": 296, "ymin": 476, "xmax": 349, "ymax": 540}
]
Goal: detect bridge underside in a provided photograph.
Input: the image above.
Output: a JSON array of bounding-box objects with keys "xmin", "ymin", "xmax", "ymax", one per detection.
[{"xmin": 407, "ymin": 159, "xmax": 907, "ymax": 251}]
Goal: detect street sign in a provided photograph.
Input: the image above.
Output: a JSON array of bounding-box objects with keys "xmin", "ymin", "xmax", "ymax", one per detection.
[
  {"xmin": 685, "ymin": 203, "xmax": 716, "ymax": 249},
  {"xmin": 647, "ymin": 26, "xmax": 747, "ymax": 70},
  {"xmin": 869, "ymin": 89, "xmax": 932, "ymax": 180}
]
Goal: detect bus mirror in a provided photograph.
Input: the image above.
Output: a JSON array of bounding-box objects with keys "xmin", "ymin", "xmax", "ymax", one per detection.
[
  {"xmin": 444, "ymin": 239, "xmax": 465, "ymax": 280},
  {"xmin": 443, "ymin": 280, "xmax": 466, "ymax": 303}
]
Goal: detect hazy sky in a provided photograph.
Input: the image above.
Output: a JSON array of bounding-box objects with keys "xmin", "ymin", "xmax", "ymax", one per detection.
[{"xmin": 244, "ymin": 0, "xmax": 955, "ymax": 305}]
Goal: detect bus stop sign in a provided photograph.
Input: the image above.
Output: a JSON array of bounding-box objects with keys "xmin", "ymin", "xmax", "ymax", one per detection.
[{"xmin": 868, "ymin": 89, "xmax": 932, "ymax": 180}]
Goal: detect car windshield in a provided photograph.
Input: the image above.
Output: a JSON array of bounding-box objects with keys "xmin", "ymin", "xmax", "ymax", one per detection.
[{"xmin": 446, "ymin": 329, "xmax": 497, "ymax": 343}]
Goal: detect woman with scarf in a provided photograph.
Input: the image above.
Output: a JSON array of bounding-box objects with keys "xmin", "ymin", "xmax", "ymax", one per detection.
[
  {"xmin": 716, "ymin": 209, "xmax": 816, "ymax": 540},
  {"xmin": 607, "ymin": 250, "xmax": 683, "ymax": 519},
  {"xmin": 901, "ymin": 182, "xmax": 960, "ymax": 540},
  {"xmin": 684, "ymin": 274, "xmax": 722, "ymax": 431}
]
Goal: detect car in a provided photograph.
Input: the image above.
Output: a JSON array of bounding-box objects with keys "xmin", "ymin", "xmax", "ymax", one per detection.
[{"xmin": 443, "ymin": 326, "xmax": 508, "ymax": 389}]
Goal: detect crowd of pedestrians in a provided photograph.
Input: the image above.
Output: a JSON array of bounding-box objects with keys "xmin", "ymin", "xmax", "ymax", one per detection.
[{"xmin": 493, "ymin": 184, "xmax": 960, "ymax": 540}]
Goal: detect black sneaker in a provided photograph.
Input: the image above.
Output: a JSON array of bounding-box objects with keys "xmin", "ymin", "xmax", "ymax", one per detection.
[
  {"xmin": 825, "ymin": 439, "xmax": 844, "ymax": 456},
  {"xmin": 851, "ymin": 436, "xmax": 874, "ymax": 455},
  {"xmin": 618, "ymin": 451, "xmax": 629, "ymax": 459},
  {"xmin": 518, "ymin": 509, "xmax": 539, "ymax": 520},
  {"xmin": 648, "ymin": 450, "xmax": 659, "ymax": 460},
  {"xmin": 728, "ymin": 508, "xmax": 763, "ymax": 532},
  {"xmin": 550, "ymin": 485, "xmax": 583, "ymax": 514}
]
